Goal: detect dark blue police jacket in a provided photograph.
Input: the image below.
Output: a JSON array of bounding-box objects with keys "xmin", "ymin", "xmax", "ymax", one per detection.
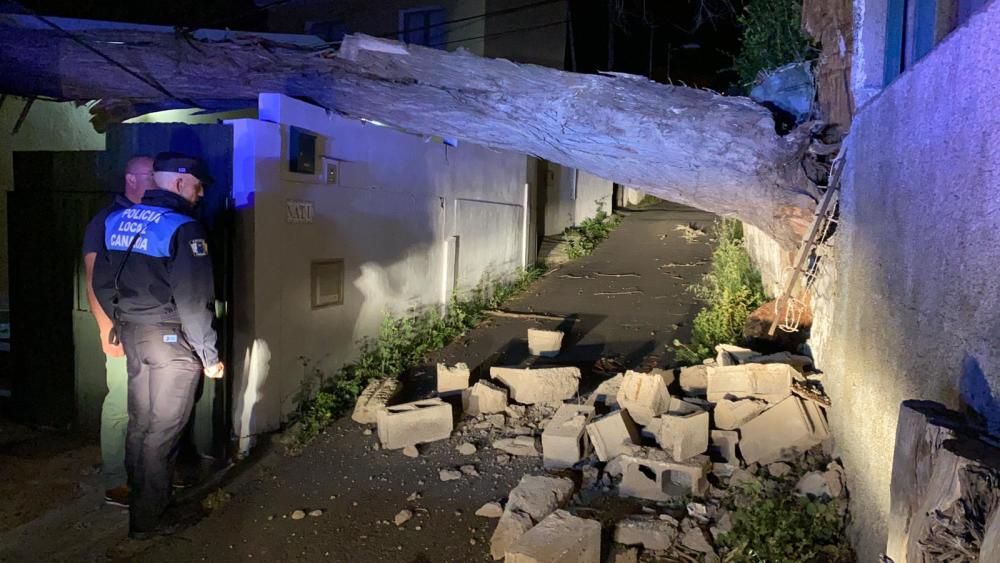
[{"xmin": 93, "ymin": 188, "xmax": 219, "ymax": 367}]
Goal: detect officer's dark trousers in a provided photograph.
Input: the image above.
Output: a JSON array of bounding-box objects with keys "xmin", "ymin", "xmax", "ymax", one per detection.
[{"xmin": 120, "ymin": 322, "xmax": 201, "ymax": 533}]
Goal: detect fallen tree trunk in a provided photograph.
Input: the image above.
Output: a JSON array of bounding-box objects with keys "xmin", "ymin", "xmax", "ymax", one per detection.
[{"xmin": 0, "ymin": 23, "xmax": 818, "ymax": 248}]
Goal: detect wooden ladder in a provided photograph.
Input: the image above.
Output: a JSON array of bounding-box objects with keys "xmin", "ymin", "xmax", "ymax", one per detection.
[{"xmin": 767, "ymin": 153, "xmax": 845, "ymax": 336}]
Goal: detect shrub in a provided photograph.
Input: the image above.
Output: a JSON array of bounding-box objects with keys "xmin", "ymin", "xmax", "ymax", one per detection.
[
  {"xmin": 734, "ymin": 0, "xmax": 814, "ymax": 89},
  {"xmin": 675, "ymin": 219, "xmax": 765, "ymax": 364},
  {"xmin": 564, "ymin": 202, "xmax": 622, "ymax": 259}
]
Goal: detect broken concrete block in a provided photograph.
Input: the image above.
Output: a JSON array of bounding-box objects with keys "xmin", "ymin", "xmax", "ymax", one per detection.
[
  {"xmin": 615, "ymin": 370, "xmax": 671, "ymax": 426},
  {"xmin": 653, "ymin": 401, "xmax": 710, "ymax": 462},
  {"xmin": 489, "ymin": 475, "xmax": 575, "ymax": 559},
  {"xmin": 679, "ymin": 524, "xmax": 716, "ymax": 556},
  {"xmin": 351, "ymin": 378, "xmax": 400, "ymax": 424},
  {"xmin": 462, "ymin": 380, "xmax": 509, "ymax": 415},
  {"xmin": 767, "ymin": 462, "xmax": 791, "ymax": 477},
  {"xmin": 751, "ymin": 351, "xmax": 813, "ymax": 372},
  {"xmin": 542, "ymin": 404, "xmax": 596, "ymax": 469},
  {"xmin": 494, "ymin": 435, "xmax": 541, "ymax": 457},
  {"xmin": 706, "ymin": 363, "xmax": 795, "ymax": 403},
  {"xmin": 477, "ymin": 502, "xmax": 504, "ymax": 518},
  {"xmin": 709, "ymin": 430, "xmax": 740, "ymax": 464},
  {"xmin": 491, "ymin": 366, "xmax": 580, "ymax": 404},
  {"xmin": 606, "ymin": 545, "xmax": 639, "ymax": 563},
  {"xmin": 437, "ymin": 362, "xmax": 470, "ymax": 395},
  {"xmin": 585, "ymin": 373, "xmax": 623, "ymax": 409},
  {"xmin": 506, "ymin": 509, "xmax": 601, "ymax": 563},
  {"xmin": 796, "ymin": 471, "xmax": 831, "ymax": 497},
  {"xmin": 586, "ymin": 410, "xmax": 641, "ymax": 462},
  {"xmin": 738, "ymin": 396, "xmax": 825, "ymax": 464},
  {"xmin": 678, "ymin": 365, "xmax": 708, "ymax": 396},
  {"xmin": 712, "ymin": 398, "xmax": 766, "ymax": 430},
  {"xmin": 376, "ymin": 398, "xmax": 453, "ymax": 449},
  {"xmin": 714, "ymin": 344, "xmax": 758, "ymax": 366},
  {"xmin": 617, "ymin": 446, "xmax": 710, "ymax": 500},
  {"xmin": 528, "ymin": 329, "xmax": 564, "ymax": 357},
  {"xmin": 613, "ymin": 515, "xmax": 678, "ymax": 550}
]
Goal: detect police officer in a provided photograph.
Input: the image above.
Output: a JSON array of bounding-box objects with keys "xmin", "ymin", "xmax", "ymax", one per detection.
[{"xmin": 92, "ymin": 152, "xmax": 224, "ymax": 539}]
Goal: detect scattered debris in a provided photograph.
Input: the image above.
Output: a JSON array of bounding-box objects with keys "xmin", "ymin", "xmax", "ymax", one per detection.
[
  {"xmin": 653, "ymin": 398, "xmax": 710, "ymax": 462},
  {"xmin": 527, "ymin": 328, "xmax": 564, "ymax": 357},
  {"xmin": 713, "ymin": 398, "xmax": 767, "ymax": 430},
  {"xmin": 402, "ymin": 445, "xmax": 419, "ymax": 458},
  {"xmin": 767, "ymin": 462, "xmax": 792, "ymax": 478},
  {"xmin": 491, "ymin": 366, "xmax": 581, "ymax": 404},
  {"xmin": 542, "ymin": 404, "xmax": 596, "ymax": 469},
  {"xmin": 439, "ymin": 469, "xmax": 463, "ymax": 482},
  {"xmin": 614, "ymin": 515, "xmax": 678, "ymax": 550},
  {"xmin": 586, "ymin": 410, "xmax": 641, "ymax": 462},
  {"xmin": 616, "ymin": 370, "xmax": 672, "ymax": 426},
  {"xmin": 352, "ymin": 378, "xmax": 400, "ymax": 424},
  {"xmin": 678, "ymin": 364, "xmax": 708, "ymax": 396},
  {"xmin": 739, "ymin": 396, "xmax": 829, "ymax": 464},
  {"xmin": 706, "ymin": 363, "xmax": 796, "ymax": 403},
  {"xmin": 675, "ymin": 223, "xmax": 706, "ymax": 242},
  {"xmin": 493, "ymin": 436, "xmax": 541, "ymax": 457},
  {"xmin": 457, "ymin": 442, "xmax": 478, "ymax": 455},
  {"xmin": 377, "ymin": 398, "xmax": 454, "ymax": 450},
  {"xmin": 308, "ymin": 509, "xmax": 324, "ymax": 517},
  {"xmin": 437, "ymin": 362, "xmax": 471, "ymax": 395},
  {"xmin": 594, "ymin": 290, "xmax": 644, "ymax": 296},
  {"xmin": 394, "ymin": 509, "xmax": 413, "ymax": 526},
  {"xmin": 291, "ymin": 510, "xmax": 306, "ymax": 520},
  {"xmin": 476, "ymin": 502, "xmax": 504, "ymax": 518},
  {"xmin": 489, "ymin": 475, "xmax": 575, "ymax": 559},
  {"xmin": 460, "ymin": 465, "xmax": 480, "ymax": 477},
  {"xmin": 463, "ymin": 380, "xmax": 509, "ymax": 415},
  {"xmin": 594, "ymin": 272, "xmax": 640, "ymax": 278},
  {"xmin": 485, "ymin": 310, "xmax": 575, "ymax": 322},
  {"xmin": 504, "ymin": 509, "xmax": 601, "ymax": 563}
]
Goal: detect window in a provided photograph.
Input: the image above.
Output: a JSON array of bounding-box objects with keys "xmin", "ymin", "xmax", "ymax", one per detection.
[
  {"xmin": 306, "ymin": 20, "xmax": 348, "ymax": 43},
  {"xmin": 399, "ymin": 7, "xmax": 446, "ymax": 48},
  {"xmin": 311, "ymin": 260, "xmax": 345, "ymax": 309},
  {"xmin": 884, "ymin": 0, "xmax": 989, "ymax": 85}
]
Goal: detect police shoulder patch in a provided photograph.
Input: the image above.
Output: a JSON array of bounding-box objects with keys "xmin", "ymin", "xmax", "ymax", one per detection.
[{"xmin": 189, "ymin": 239, "xmax": 209, "ymax": 257}]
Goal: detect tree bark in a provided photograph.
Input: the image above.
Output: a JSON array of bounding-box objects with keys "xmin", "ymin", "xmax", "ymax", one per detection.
[{"xmin": 0, "ymin": 25, "xmax": 817, "ymax": 247}]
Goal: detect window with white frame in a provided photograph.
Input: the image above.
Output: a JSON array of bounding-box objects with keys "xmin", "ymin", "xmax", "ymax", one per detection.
[
  {"xmin": 399, "ymin": 7, "xmax": 446, "ymax": 48},
  {"xmin": 883, "ymin": 0, "xmax": 990, "ymax": 85}
]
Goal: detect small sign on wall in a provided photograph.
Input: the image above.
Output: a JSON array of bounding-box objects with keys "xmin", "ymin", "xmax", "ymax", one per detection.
[{"xmin": 286, "ymin": 199, "xmax": 314, "ymax": 223}]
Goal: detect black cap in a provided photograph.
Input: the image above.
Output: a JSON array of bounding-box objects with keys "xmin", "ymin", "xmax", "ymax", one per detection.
[{"xmin": 153, "ymin": 152, "xmax": 213, "ymax": 184}]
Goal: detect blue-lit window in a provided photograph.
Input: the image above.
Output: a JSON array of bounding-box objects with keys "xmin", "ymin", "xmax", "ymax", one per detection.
[
  {"xmin": 883, "ymin": 0, "xmax": 988, "ymax": 85},
  {"xmin": 399, "ymin": 7, "xmax": 446, "ymax": 48}
]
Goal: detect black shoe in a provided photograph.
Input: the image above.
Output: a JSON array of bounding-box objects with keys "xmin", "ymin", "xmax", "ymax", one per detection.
[{"xmin": 128, "ymin": 522, "xmax": 181, "ymax": 540}]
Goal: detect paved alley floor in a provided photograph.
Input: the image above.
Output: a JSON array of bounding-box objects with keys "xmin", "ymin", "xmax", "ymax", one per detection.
[{"xmin": 2, "ymin": 202, "xmax": 717, "ymax": 563}]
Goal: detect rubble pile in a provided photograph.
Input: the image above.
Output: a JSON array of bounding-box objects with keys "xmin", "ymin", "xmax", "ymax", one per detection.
[{"xmin": 356, "ymin": 331, "xmax": 845, "ymax": 561}]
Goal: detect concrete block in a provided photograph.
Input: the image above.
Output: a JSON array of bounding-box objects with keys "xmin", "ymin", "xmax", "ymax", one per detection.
[
  {"xmin": 614, "ymin": 515, "xmax": 678, "ymax": 550},
  {"xmin": 542, "ymin": 404, "xmax": 596, "ymax": 469},
  {"xmin": 351, "ymin": 378, "xmax": 400, "ymax": 424},
  {"xmin": 654, "ymin": 402, "xmax": 709, "ymax": 462},
  {"xmin": 617, "ymin": 446, "xmax": 709, "ymax": 500},
  {"xmin": 678, "ymin": 365, "xmax": 708, "ymax": 396},
  {"xmin": 494, "ymin": 435, "xmax": 541, "ymax": 457},
  {"xmin": 615, "ymin": 370, "xmax": 671, "ymax": 426},
  {"xmin": 738, "ymin": 396, "xmax": 823, "ymax": 464},
  {"xmin": 585, "ymin": 373, "xmax": 623, "ymax": 408},
  {"xmin": 586, "ymin": 410, "xmax": 641, "ymax": 461},
  {"xmin": 709, "ymin": 430, "xmax": 740, "ymax": 464},
  {"xmin": 706, "ymin": 363, "xmax": 795, "ymax": 403},
  {"xmin": 489, "ymin": 475, "xmax": 575, "ymax": 559},
  {"xmin": 437, "ymin": 362, "xmax": 470, "ymax": 395},
  {"xmin": 528, "ymin": 329, "xmax": 564, "ymax": 357},
  {"xmin": 506, "ymin": 510, "xmax": 601, "ymax": 563},
  {"xmin": 714, "ymin": 344, "xmax": 758, "ymax": 366},
  {"xmin": 606, "ymin": 545, "xmax": 639, "ymax": 563},
  {"xmin": 491, "ymin": 366, "xmax": 580, "ymax": 404},
  {"xmin": 376, "ymin": 398, "xmax": 453, "ymax": 449},
  {"xmin": 462, "ymin": 380, "xmax": 508, "ymax": 415},
  {"xmin": 712, "ymin": 399, "xmax": 766, "ymax": 430}
]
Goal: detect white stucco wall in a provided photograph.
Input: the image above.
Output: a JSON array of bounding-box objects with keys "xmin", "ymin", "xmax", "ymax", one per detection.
[
  {"xmin": 542, "ymin": 166, "xmax": 613, "ymax": 236},
  {"xmin": 231, "ymin": 94, "xmax": 529, "ymax": 446}
]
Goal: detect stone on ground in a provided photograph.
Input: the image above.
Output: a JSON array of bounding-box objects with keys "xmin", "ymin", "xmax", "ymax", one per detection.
[
  {"xmin": 615, "ymin": 370, "xmax": 672, "ymax": 426},
  {"xmin": 491, "ymin": 366, "xmax": 581, "ymax": 404},
  {"xmin": 439, "ymin": 468, "xmax": 462, "ymax": 481},
  {"xmin": 291, "ymin": 509, "xmax": 306, "ymax": 520},
  {"xmin": 738, "ymin": 396, "xmax": 828, "ymax": 464},
  {"xmin": 376, "ymin": 398, "xmax": 453, "ymax": 449},
  {"xmin": 796, "ymin": 471, "xmax": 832, "ymax": 497},
  {"xmin": 402, "ymin": 445, "xmax": 419, "ymax": 458},
  {"xmin": 586, "ymin": 410, "xmax": 641, "ymax": 462},
  {"xmin": 351, "ymin": 378, "xmax": 401, "ymax": 424},
  {"xmin": 767, "ymin": 462, "xmax": 791, "ymax": 478},
  {"xmin": 706, "ymin": 363, "xmax": 795, "ymax": 403},
  {"xmin": 463, "ymin": 380, "xmax": 509, "ymax": 415},
  {"xmin": 653, "ymin": 399, "xmax": 709, "ymax": 461},
  {"xmin": 493, "ymin": 435, "xmax": 540, "ymax": 456},
  {"xmin": 606, "ymin": 545, "xmax": 639, "ymax": 563},
  {"xmin": 437, "ymin": 362, "xmax": 471, "ymax": 395},
  {"xmin": 527, "ymin": 329, "xmax": 565, "ymax": 357},
  {"xmin": 680, "ymin": 524, "xmax": 716, "ymax": 555},
  {"xmin": 613, "ymin": 515, "xmax": 678, "ymax": 550},
  {"xmin": 709, "ymin": 430, "xmax": 740, "ymax": 464},
  {"xmin": 542, "ymin": 404, "xmax": 596, "ymax": 469},
  {"xmin": 394, "ymin": 509, "xmax": 413, "ymax": 526},
  {"xmin": 476, "ymin": 502, "xmax": 504, "ymax": 518},
  {"xmin": 678, "ymin": 364, "xmax": 708, "ymax": 396},
  {"xmin": 489, "ymin": 475, "xmax": 575, "ymax": 559},
  {"xmin": 457, "ymin": 442, "xmax": 478, "ymax": 455},
  {"xmin": 713, "ymin": 398, "xmax": 766, "ymax": 430},
  {"xmin": 505, "ymin": 510, "xmax": 601, "ymax": 563},
  {"xmin": 617, "ymin": 445, "xmax": 710, "ymax": 500}
]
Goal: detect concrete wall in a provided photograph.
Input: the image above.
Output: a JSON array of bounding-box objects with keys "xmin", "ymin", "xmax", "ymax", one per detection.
[
  {"xmin": 266, "ymin": 0, "xmax": 486, "ymax": 54},
  {"xmin": 742, "ymin": 223, "xmax": 786, "ymax": 299},
  {"xmin": 809, "ymin": 2, "xmax": 1000, "ymax": 559},
  {"xmin": 0, "ymin": 99, "xmax": 106, "ymax": 309},
  {"xmin": 231, "ymin": 94, "xmax": 529, "ymax": 448},
  {"xmin": 542, "ymin": 166, "xmax": 613, "ymax": 236}
]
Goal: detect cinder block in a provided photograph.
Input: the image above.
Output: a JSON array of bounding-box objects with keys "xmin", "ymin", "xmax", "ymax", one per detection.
[
  {"xmin": 528, "ymin": 329, "xmax": 564, "ymax": 357},
  {"xmin": 376, "ymin": 398, "xmax": 453, "ymax": 449},
  {"xmin": 617, "ymin": 446, "xmax": 709, "ymax": 500},
  {"xmin": 351, "ymin": 378, "xmax": 400, "ymax": 424},
  {"xmin": 615, "ymin": 370, "xmax": 671, "ymax": 426},
  {"xmin": 463, "ymin": 380, "xmax": 508, "ymax": 415},
  {"xmin": 714, "ymin": 344, "xmax": 758, "ymax": 366},
  {"xmin": 491, "ymin": 366, "xmax": 580, "ymax": 404},
  {"xmin": 653, "ymin": 400, "xmax": 709, "ymax": 461},
  {"xmin": 584, "ymin": 373, "xmax": 623, "ymax": 408},
  {"xmin": 739, "ymin": 396, "xmax": 824, "ymax": 464},
  {"xmin": 709, "ymin": 430, "xmax": 740, "ymax": 464},
  {"xmin": 586, "ymin": 410, "xmax": 641, "ymax": 461},
  {"xmin": 678, "ymin": 364, "xmax": 708, "ymax": 396},
  {"xmin": 713, "ymin": 398, "xmax": 766, "ymax": 430},
  {"xmin": 614, "ymin": 515, "xmax": 678, "ymax": 551},
  {"xmin": 490, "ymin": 475, "xmax": 575, "ymax": 559},
  {"xmin": 437, "ymin": 362, "xmax": 471, "ymax": 395},
  {"xmin": 706, "ymin": 363, "xmax": 795, "ymax": 403},
  {"xmin": 505, "ymin": 510, "xmax": 601, "ymax": 563},
  {"xmin": 542, "ymin": 404, "xmax": 596, "ymax": 469}
]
